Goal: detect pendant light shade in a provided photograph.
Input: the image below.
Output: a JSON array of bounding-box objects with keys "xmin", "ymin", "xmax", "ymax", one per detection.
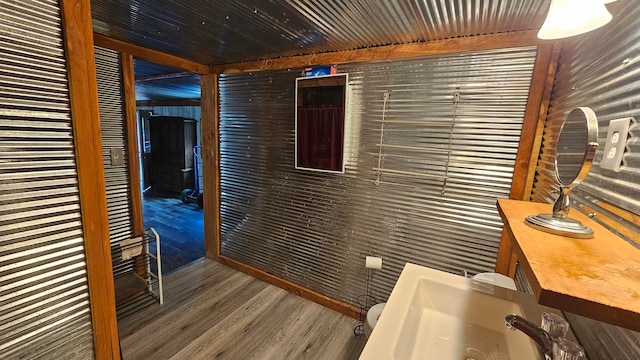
[{"xmin": 537, "ymin": 0, "xmax": 612, "ymax": 40}]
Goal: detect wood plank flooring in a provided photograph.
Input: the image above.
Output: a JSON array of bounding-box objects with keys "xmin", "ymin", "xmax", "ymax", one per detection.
[
  {"xmin": 119, "ymin": 258, "xmax": 367, "ymax": 360},
  {"xmin": 142, "ymin": 191, "xmax": 204, "ymax": 274}
]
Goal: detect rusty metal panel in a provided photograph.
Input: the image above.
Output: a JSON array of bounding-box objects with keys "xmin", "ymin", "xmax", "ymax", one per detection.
[{"xmin": 0, "ymin": 0, "xmax": 95, "ymax": 358}]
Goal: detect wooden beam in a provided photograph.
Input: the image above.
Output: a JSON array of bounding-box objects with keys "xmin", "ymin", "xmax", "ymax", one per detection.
[
  {"xmin": 93, "ymin": 32, "xmax": 210, "ymax": 75},
  {"xmin": 495, "ymin": 41, "xmax": 562, "ymax": 276},
  {"xmin": 211, "ymin": 30, "xmax": 545, "ymax": 74},
  {"xmin": 218, "ymin": 256, "xmax": 359, "ymax": 319},
  {"xmin": 200, "ymin": 74, "xmax": 220, "ymax": 259},
  {"xmin": 121, "ymin": 53, "xmax": 144, "ymax": 236},
  {"xmin": 521, "ymin": 42, "xmax": 562, "ymax": 199},
  {"xmin": 60, "ymin": 1, "xmax": 120, "ymax": 359},
  {"xmin": 495, "ymin": 231, "xmax": 519, "ymax": 277},
  {"xmin": 509, "ymin": 41, "xmax": 562, "ymax": 201}
]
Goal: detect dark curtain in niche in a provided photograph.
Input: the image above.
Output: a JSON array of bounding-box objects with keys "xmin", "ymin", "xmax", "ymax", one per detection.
[{"xmin": 297, "ymin": 105, "xmax": 344, "ymax": 171}]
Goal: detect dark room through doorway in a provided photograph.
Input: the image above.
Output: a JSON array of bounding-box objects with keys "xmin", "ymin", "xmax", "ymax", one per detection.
[{"xmin": 134, "ymin": 59, "xmax": 204, "ymax": 275}]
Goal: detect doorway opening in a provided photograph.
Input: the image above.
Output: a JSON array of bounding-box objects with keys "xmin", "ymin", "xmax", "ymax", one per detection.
[{"xmin": 134, "ymin": 59, "xmax": 204, "ymax": 275}]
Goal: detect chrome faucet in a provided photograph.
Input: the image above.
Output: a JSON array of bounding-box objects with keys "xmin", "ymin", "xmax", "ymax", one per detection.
[{"xmin": 505, "ymin": 314, "xmax": 555, "ymax": 359}]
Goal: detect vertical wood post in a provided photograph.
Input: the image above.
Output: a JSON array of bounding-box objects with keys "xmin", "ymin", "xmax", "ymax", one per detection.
[
  {"xmin": 60, "ymin": 0, "xmax": 121, "ymax": 358},
  {"xmin": 121, "ymin": 53, "xmax": 145, "ymax": 236},
  {"xmin": 201, "ymin": 74, "xmax": 221, "ymax": 258},
  {"xmin": 495, "ymin": 42, "xmax": 562, "ymax": 276}
]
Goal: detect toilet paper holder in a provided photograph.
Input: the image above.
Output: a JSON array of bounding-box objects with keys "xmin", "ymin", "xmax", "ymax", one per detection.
[
  {"xmin": 365, "ymin": 256, "xmax": 383, "ymax": 270},
  {"xmin": 354, "ymin": 253, "xmax": 383, "ymax": 336}
]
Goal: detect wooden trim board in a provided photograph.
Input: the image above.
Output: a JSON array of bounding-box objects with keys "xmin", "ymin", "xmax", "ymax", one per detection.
[
  {"xmin": 495, "ymin": 41, "xmax": 561, "ymax": 276},
  {"xmin": 121, "ymin": 53, "xmax": 144, "ymax": 236},
  {"xmin": 211, "ymin": 30, "xmax": 544, "ymax": 74},
  {"xmin": 61, "ymin": 0, "xmax": 121, "ymax": 358},
  {"xmin": 495, "ymin": 231, "xmax": 519, "ymax": 278},
  {"xmin": 201, "ymin": 74, "xmax": 220, "ymax": 259},
  {"xmin": 217, "ymin": 256, "xmax": 360, "ymax": 319},
  {"xmin": 509, "ymin": 41, "xmax": 562, "ymax": 201},
  {"xmin": 93, "ymin": 33, "xmax": 210, "ymax": 75},
  {"xmin": 121, "ymin": 53, "xmax": 148, "ymax": 279}
]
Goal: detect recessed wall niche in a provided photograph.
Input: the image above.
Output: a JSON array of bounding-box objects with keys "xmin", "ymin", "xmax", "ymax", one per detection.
[{"xmin": 295, "ymin": 73, "xmax": 348, "ymax": 173}]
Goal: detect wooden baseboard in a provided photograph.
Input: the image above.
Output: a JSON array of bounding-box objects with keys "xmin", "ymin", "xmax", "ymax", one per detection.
[{"xmin": 215, "ymin": 255, "xmax": 359, "ymax": 319}]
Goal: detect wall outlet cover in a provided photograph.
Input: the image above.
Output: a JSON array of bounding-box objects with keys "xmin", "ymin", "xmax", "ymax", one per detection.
[{"xmin": 600, "ymin": 117, "xmax": 632, "ymax": 172}]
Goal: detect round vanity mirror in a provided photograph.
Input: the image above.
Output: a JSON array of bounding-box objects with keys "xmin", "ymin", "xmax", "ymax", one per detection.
[
  {"xmin": 525, "ymin": 107, "xmax": 599, "ymax": 238},
  {"xmin": 555, "ymin": 107, "xmax": 599, "ymax": 188}
]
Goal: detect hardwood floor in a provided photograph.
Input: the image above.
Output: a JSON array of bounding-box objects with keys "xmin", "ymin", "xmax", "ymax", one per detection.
[
  {"xmin": 142, "ymin": 190, "xmax": 204, "ymax": 274},
  {"xmin": 119, "ymin": 258, "xmax": 367, "ymax": 360}
]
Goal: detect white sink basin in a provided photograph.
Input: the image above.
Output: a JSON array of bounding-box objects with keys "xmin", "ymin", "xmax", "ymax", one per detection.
[{"xmin": 359, "ymin": 263, "xmax": 543, "ymax": 360}]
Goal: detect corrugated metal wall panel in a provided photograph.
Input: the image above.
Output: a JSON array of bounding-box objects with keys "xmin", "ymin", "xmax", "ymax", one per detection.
[
  {"xmin": 532, "ymin": 6, "xmax": 640, "ymax": 228},
  {"xmin": 0, "ymin": 0, "xmax": 95, "ymax": 358},
  {"xmin": 530, "ymin": 1, "xmax": 640, "ymax": 359},
  {"xmin": 219, "ymin": 46, "xmax": 537, "ymax": 306},
  {"xmin": 95, "ymin": 47, "xmax": 134, "ymax": 248},
  {"xmin": 514, "ymin": 263, "xmax": 534, "ymax": 295}
]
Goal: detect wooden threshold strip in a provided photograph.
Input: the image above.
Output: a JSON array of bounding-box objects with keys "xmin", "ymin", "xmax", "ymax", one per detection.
[
  {"xmin": 211, "ymin": 30, "xmax": 544, "ymax": 74},
  {"xmin": 93, "ymin": 32, "xmax": 210, "ymax": 75},
  {"xmin": 217, "ymin": 256, "xmax": 360, "ymax": 319}
]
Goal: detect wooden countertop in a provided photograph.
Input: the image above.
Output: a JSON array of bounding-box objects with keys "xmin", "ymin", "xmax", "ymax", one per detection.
[{"xmin": 497, "ymin": 198, "xmax": 640, "ymax": 331}]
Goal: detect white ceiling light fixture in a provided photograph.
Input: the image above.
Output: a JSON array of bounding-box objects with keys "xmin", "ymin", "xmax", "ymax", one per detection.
[{"xmin": 537, "ymin": 0, "xmax": 613, "ymax": 40}]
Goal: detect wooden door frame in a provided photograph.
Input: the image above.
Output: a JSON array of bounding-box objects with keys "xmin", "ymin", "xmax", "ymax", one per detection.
[
  {"xmin": 93, "ymin": 34, "xmax": 217, "ymax": 257},
  {"xmin": 93, "ymin": 35, "xmax": 212, "ymax": 238},
  {"xmin": 63, "ymin": 3, "xmax": 213, "ymax": 358},
  {"xmin": 61, "ymin": 1, "xmax": 121, "ymax": 358}
]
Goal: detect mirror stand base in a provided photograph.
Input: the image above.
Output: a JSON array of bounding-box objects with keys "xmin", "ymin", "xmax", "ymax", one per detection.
[{"xmin": 524, "ymin": 214, "xmax": 594, "ymax": 239}]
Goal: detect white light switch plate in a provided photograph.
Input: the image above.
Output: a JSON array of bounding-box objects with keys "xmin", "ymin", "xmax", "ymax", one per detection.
[{"xmin": 600, "ymin": 117, "xmax": 632, "ymax": 171}]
